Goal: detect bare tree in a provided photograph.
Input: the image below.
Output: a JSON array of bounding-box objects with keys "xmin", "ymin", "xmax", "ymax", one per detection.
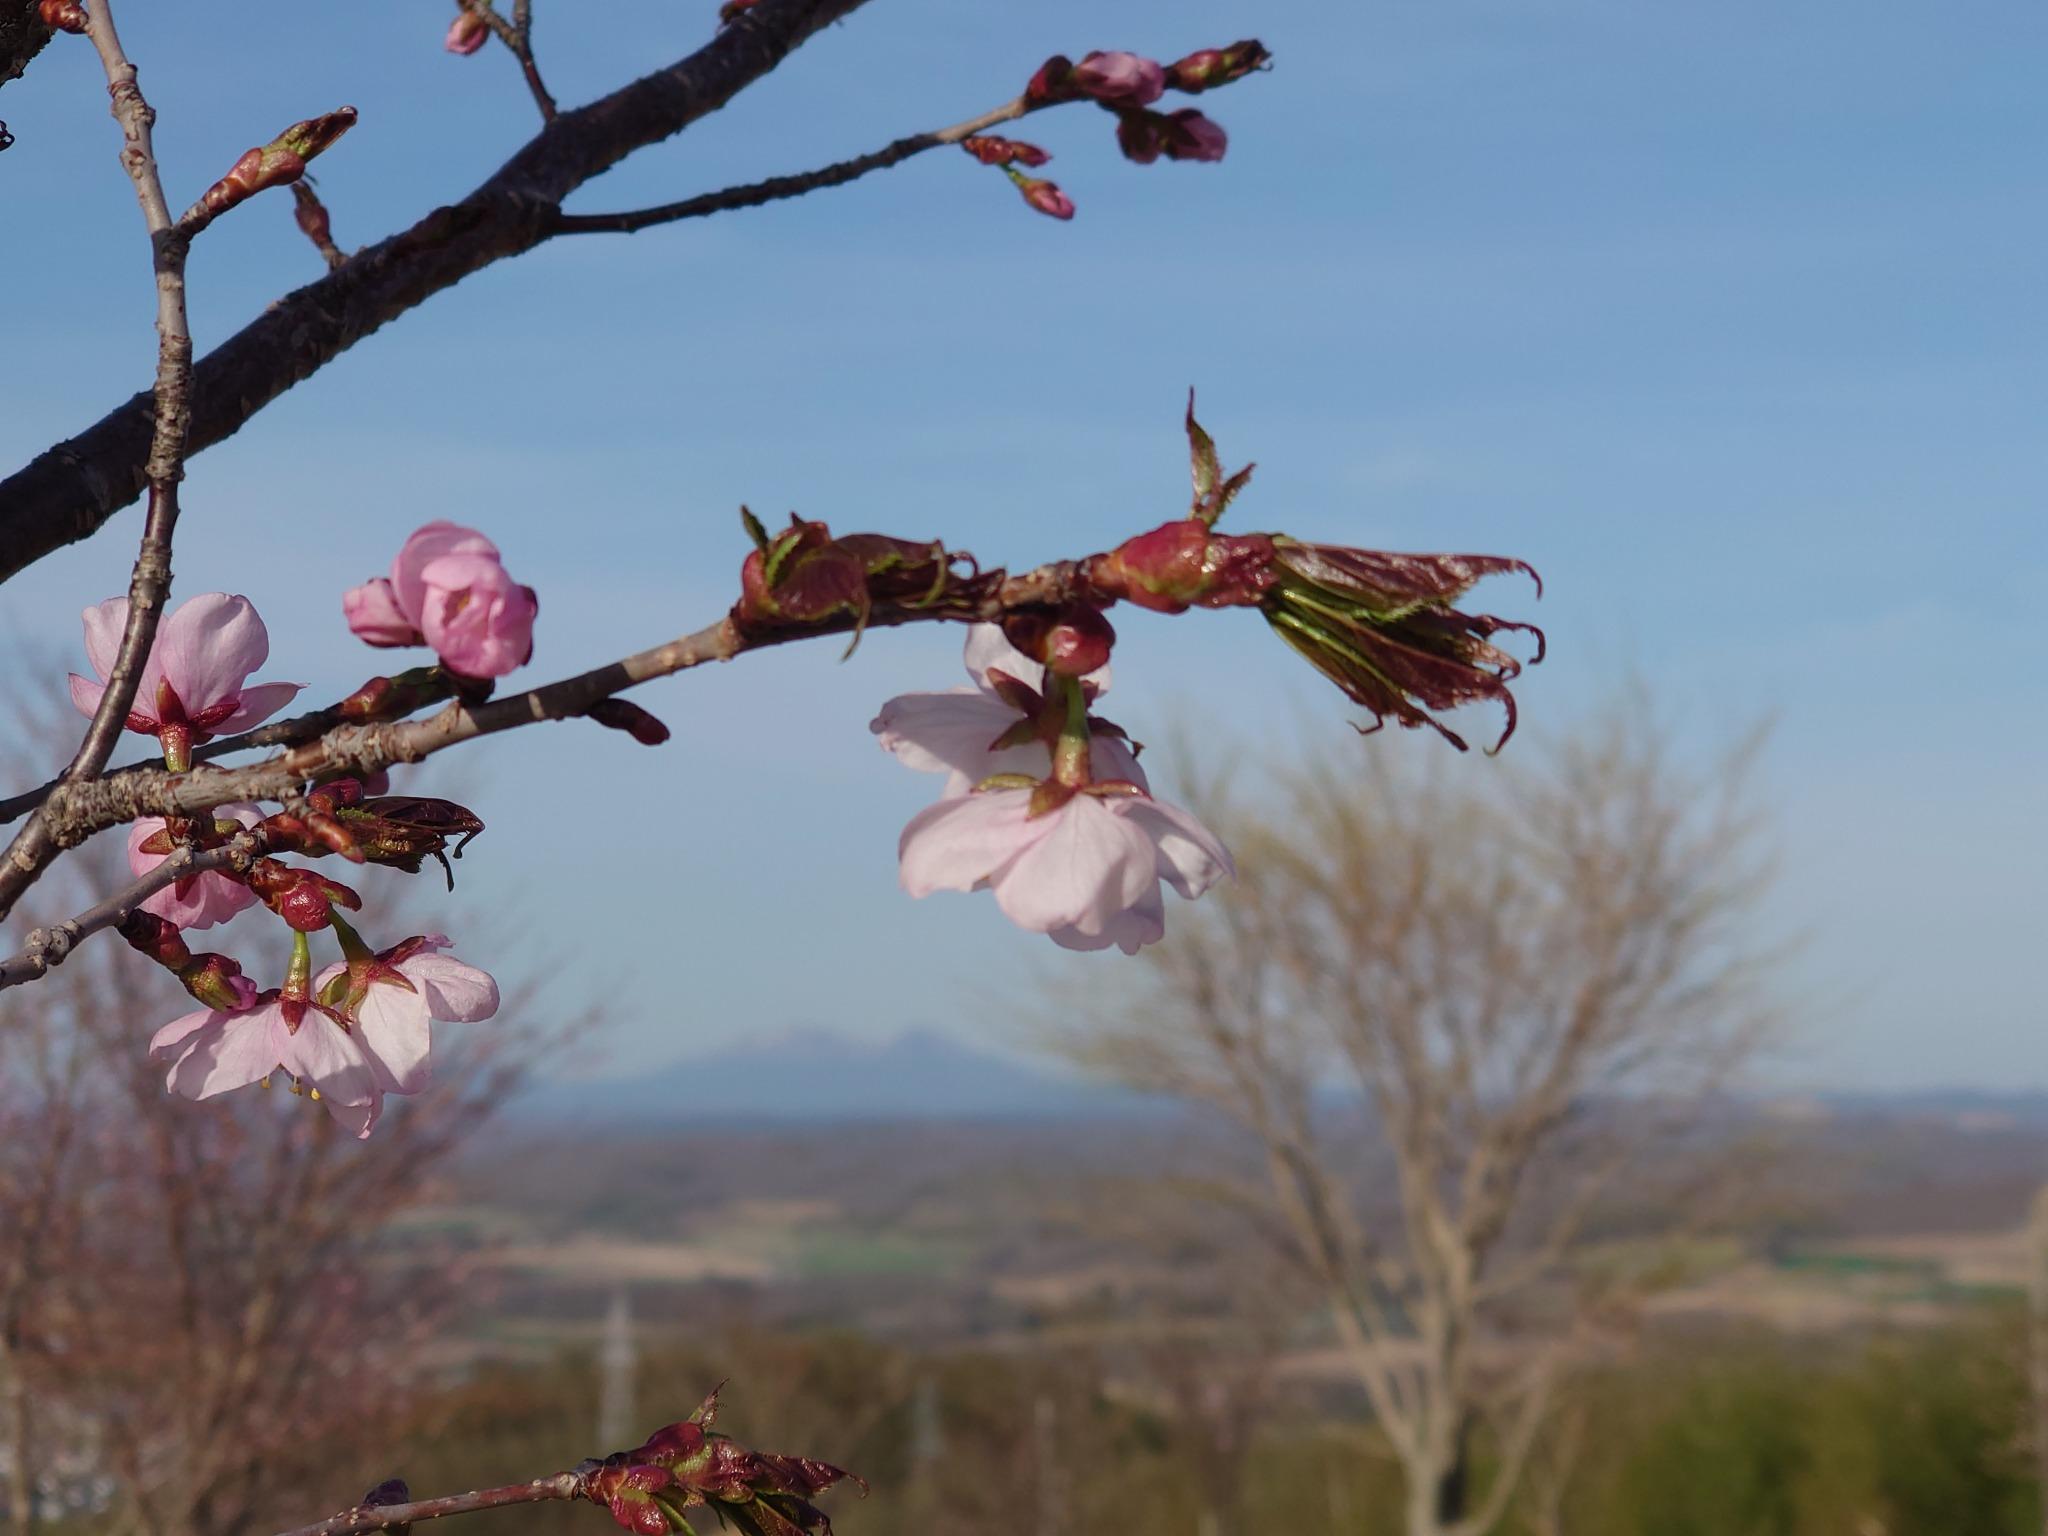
[{"xmin": 1065, "ymin": 707, "xmax": 1779, "ymax": 1536}]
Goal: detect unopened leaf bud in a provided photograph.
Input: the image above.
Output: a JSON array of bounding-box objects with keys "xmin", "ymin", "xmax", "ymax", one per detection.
[
  {"xmin": 582, "ymin": 698, "xmax": 672, "ymax": 746},
  {"xmin": 178, "ymin": 953, "xmax": 255, "ymax": 1012},
  {"xmin": 200, "ymin": 107, "xmax": 356, "ymax": 217},
  {"xmin": 961, "ymin": 135, "xmax": 1050, "ymax": 168},
  {"xmin": 37, "ymin": 0, "xmax": 87, "ymax": 33},
  {"xmin": 1167, "ymin": 39, "xmax": 1272, "ymax": 93}
]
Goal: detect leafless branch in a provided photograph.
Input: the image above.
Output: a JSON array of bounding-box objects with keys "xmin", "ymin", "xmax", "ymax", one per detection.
[
  {"xmin": 552, "ymin": 95, "xmax": 1030, "ymax": 234},
  {"xmin": 271, "ymin": 1473, "xmax": 584, "ymax": 1536}
]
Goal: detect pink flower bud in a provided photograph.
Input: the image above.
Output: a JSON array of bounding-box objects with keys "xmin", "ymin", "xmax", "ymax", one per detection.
[
  {"xmin": 1115, "ymin": 108, "xmax": 1228, "ymax": 165},
  {"xmin": 445, "ymin": 9, "xmax": 489, "ymax": 54},
  {"xmin": 342, "ymin": 578, "xmax": 422, "ymax": 647},
  {"xmin": 1013, "ymin": 174, "xmax": 1075, "ymax": 221},
  {"xmin": 1067, "ymin": 50, "xmax": 1167, "ymax": 107},
  {"xmin": 417, "ymin": 552, "xmax": 539, "ymax": 680}
]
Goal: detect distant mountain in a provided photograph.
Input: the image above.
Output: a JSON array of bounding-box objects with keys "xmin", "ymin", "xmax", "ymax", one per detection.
[{"xmin": 524, "ymin": 1027, "xmax": 1162, "ymax": 1125}]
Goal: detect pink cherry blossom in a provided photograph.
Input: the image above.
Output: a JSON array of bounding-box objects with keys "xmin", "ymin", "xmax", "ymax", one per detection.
[
  {"xmin": 1016, "ymin": 176, "xmax": 1076, "ymax": 221},
  {"xmin": 1069, "ymin": 50, "xmax": 1167, "ymax": 107},
  {"xmin": 126, "ymin": 802, "xmax": 263, "ymax": 930},
  {"xmin": 68, "ymin": 593, "xmax": 301, "ymax": 740},
  {"xmin": 313, "ymin": 936, "xmax": 499, "ymax": 1095},
  {"xmin": 150, "ymin": 994, "xmax": 381, "ymax": 1138},
  {"xmin": 897, "ymin": 783, "xmax": 1233, "ymax": 954},
  {"xmin": 417, "ymin": 551, "xmax": 538, "ymax": 678},
  {"xmin": 341, "ymin": 577, "xmax": 420, "ymax": 646},
  {"xmin": 345, "ymin": 521, "xmax": 538, "ymax": 678},
  {"xmin": 872, "ymin": 624, "xmax": 1144, "ymax": 796}
]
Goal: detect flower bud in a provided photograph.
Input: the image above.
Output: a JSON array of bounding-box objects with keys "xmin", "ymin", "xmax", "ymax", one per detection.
[
  {"xmin": 444, "ymin": 9, "xmax": 489, "ymax": 54},
  {"xmin": 961, "ymin": 135, "xmax": 1050, "ymax": 168},
  {"xmin": 1167, "ymin": 39, "xmax": 1272, "ymax": 93},
  {"xmin": 1115, "ymin": 108, "xmax": 1228, "ymax": 165},
  {"xmin": 1002, "ymin": 606, "xmax": 1116, "ymax": 678},
  {"xmin": 120, "ymin": 909, "xmax": 192, "ymax": 969},
  {"xmin": 178, "ymin": 953, "xmax": 256, "ymax": 1012},
  {"xmin": 1008, "ymin": 172, "xmax": 1075, "ymax": 221},
  {"xmin": 248, "ymin": 860, "xmax": 361, "ymax": 931},
  {"xmin": 1065, "ymin": 50, "xmax": 1167, "ymax": 107}
]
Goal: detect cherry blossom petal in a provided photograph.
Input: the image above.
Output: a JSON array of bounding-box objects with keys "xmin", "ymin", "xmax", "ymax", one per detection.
[
  {"xmin": 343, "ymin": 577, "xmax": 421, "ymax": 647},
  {"xmin": 155, "ymin": 594, "xmax": 270, "ymax": 716},
  {"xmin": 1087, "ymin": 733, "xmax": 1150, "ymax": 793},
  {"xmin": 870, "ymin": 689, "xmax": 1021, "ymax": 778},
  {"xmin": 390, "ymin": 520, "xmax": 499, "ymax": 624},
  {"xmin": 80, "ymin": 598, "xmax": 127, "ymax": 682},
  {"xmin": 165, "ymin": 1005, "xmax": 290, "ymax": 1099},
  {"xmin": 67, "ymin": 673, "xmax": 115, "ymax": 723},
  {"xmin": 401, "ymin": 952, "xmax": 500, "ymax": 1022},
  {"xmin": 1051, "ymin": 883, "xmax": 1165, "ymax": 956},
  {"xmin": 355, "ymin": 984, "xmax": 434, "ymax": 1093},
  {"xmin": 898, "ymin": 790, "xmax": 1047, "ymax": 897},
  {"xmin": 991, "ymin": 795, "xmax": 1156, "ymax": 935},
  {"xmin": 277, "ymin": 1016, "xmax": 377, "ymax": 1107},
  {"xmin": 322, "ymin": 1094, "xmax": 383, "ymax": 1139},
  {"xmin": 1124, "ymin": 797, "xmax": 1236, "ymax": 899},
  {"xmin": 149, "ymin": 1008, "xmax": 217, "ymax": 1060},
  {"xmin": 213, "ymin": 680, "xmax": 304, "ymax": 734}
]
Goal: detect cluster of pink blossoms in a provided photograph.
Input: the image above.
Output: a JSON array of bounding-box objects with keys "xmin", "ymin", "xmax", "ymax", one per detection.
[
  {"xmin": 65, "ymin": 522, "xmax": 535, "ymax": 1138},
  {"xmin": 873, "ymin": 624, "xmax": 1233, "ymax": 955},
  {"xmin": 961, "ymin": 40, "xmax": 1269, "ymax": 221}
]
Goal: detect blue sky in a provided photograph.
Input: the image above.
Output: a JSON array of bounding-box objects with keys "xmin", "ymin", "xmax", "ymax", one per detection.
[{"xmin": 1, "ymin": 1, "xmax": 2041, "ymax": 1092}]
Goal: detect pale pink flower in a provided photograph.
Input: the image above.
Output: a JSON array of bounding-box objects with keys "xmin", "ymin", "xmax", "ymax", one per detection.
[
  {"xmin": 341, "ymin": 577, "xmax": 420, "ymax": 647},
  {"xmin": 150, "ymin": 994, "xmax": 381, "ymax": 1138},
  {"xmin": 68, "ymin": 593, "xmax": 301, "ymax": 740},
  {"xmin": 872, "ymin": 624, "xmax": 1144, "ymax": 796},
  {"xmin": 1168, "ymin": 110, "xmax": 1229, "ymax": 162},
  {"xmin": 417, "ymin": 551, "xmax": 537, "ymax": 678},
  {"xmin": 345, "ymin": 521, "xmax": 538, "ymax": 679},
  {"xmin": 313, "ymin": 935, "xmax": 499, "ymax": 1095},
  {"xmin": 126, "ymin": 802, "xmax": 263, "ymax": 930},
  {"xmin": 1070, "ymin": 50, "xmax": 1167, "ymax": 107},
  {"xmin": 898, "ymin": 784, "xmax": 1233, "ymax": 954}
]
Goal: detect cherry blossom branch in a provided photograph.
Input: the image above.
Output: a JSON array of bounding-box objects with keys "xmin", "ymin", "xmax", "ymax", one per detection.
[
  {"xmin": 271, "ymin": 1474, "xmax": 584, "ymax": 1536},
  {"xmin": 551, "ymin": 95, "xmax": 1029, "ymax": 235},
  {"xmin": 0, "ymin": 0, "xmax": 873, "ymax": 585},
  {"xmin": 0, "ymin": 832, "xmax": 264, "ymax": 989},
  {"xmin": 0, "ymin": 0, "xmax": 196, "ymax": 926},
  {"xmin": 0, "ymin": 555, "xmax": 1098, "ymax": 991},
  {"xmin": 0, "ymin": 680, "xmax": 454, "ymax": 829}
]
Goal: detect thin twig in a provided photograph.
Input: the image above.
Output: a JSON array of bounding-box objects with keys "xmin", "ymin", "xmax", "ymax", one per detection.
[
  {"xmin": 462, "ymin": 0, "xmax": 555, "ymax": 122},
  {"xmin": 271, "ymin": 1472, "xmax": 583, "ymax": 1536},
  {"xmin": 553, "ymin": 96, "xmax": 1029, "ymax": 235},
  {"xmin": 0, "ymin": 0, "xmax": 198, "ymax": 925},
  {"xmin": 0, "ymin": 833, "xmax": 265, "ymax": 989}
]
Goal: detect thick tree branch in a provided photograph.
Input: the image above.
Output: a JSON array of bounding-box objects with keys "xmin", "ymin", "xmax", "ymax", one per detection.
[
  {"xmin": 271, "ymin": 1473, "xmax": 584, "ymax": 1536},
  {"xmin": 0, "ymin": 0, "xmax": 49, "ymax": 96},
  {"xmin": 552, "ymin": 95, "xmax": 1029, "ymax": 235},
  {"xmin": 0, "ymin": 0, "xmax": 872, "ymax": 586}
]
